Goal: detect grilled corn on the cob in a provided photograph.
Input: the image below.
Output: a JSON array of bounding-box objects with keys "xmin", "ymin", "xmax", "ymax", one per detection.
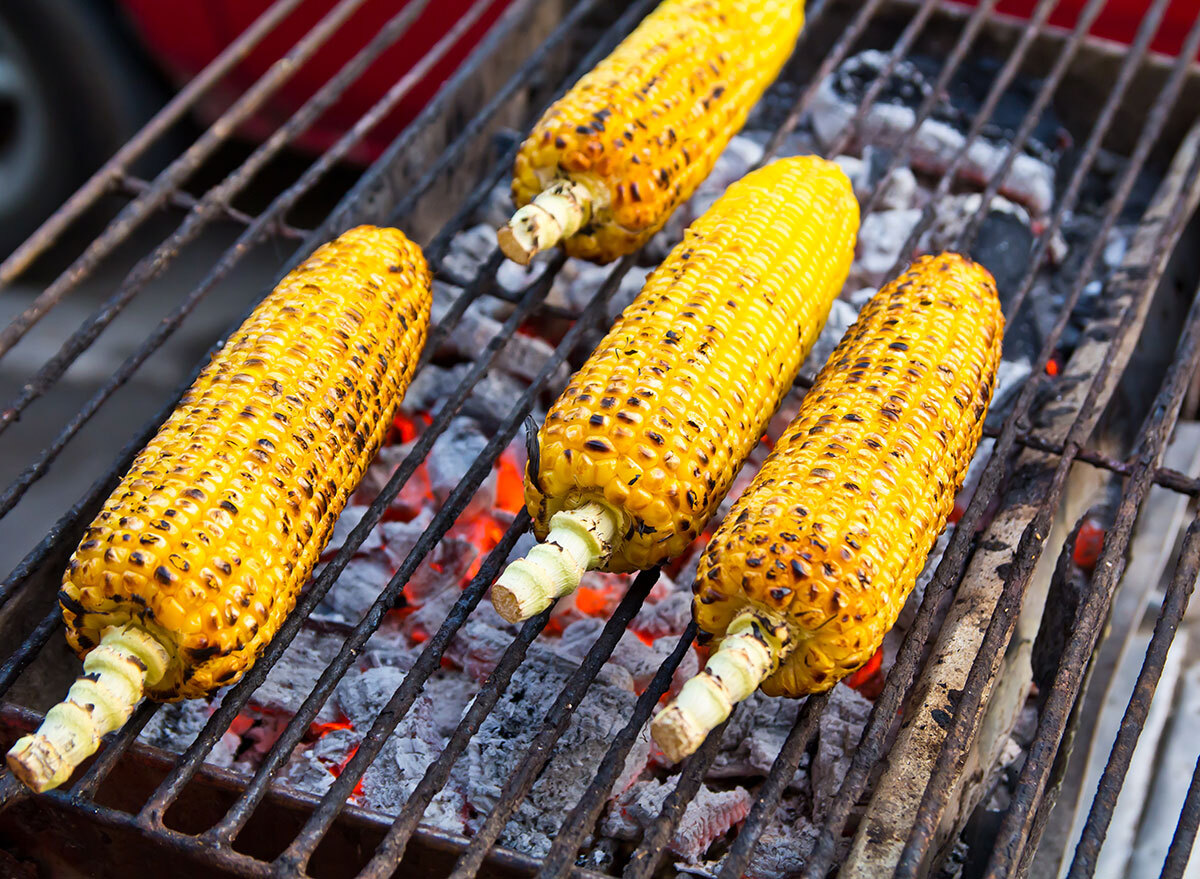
[
  {"xmin": 7, "ymin": 226, "xmax": 432, "ymax": 792},
  {"xmin": 497, "ymin": 0, "xmax": 805, "ymax": 266},
  {"xmin": 652, "ymin": 253, "xmax": 1003, "ymax": 762},
  {"xmin": 491, "ymin": 156, "xmax": 858, "ymax": 623}
]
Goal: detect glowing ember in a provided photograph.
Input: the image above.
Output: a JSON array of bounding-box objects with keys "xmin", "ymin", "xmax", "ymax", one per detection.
[
  {"xmin": 495, "ymin": 450, "xmax": 525, "ymax": 513},
  {"xmin": 452, "ymin": 514, "xmax": 506, "ymax": 581},
  {"xmin": 307, "ymin": 714, "xmax": 355, "ymax": 742},
  {"xmin": 845, "ymin": 647, "xmax": 884, "ymax": 698},
  {"xmin": 1073, "ymin": 518, "xmax": 1106, "ymax": 571},
  {"xmin": 326, "ymin": 745, "xmax": 366, "ymax": 800}
]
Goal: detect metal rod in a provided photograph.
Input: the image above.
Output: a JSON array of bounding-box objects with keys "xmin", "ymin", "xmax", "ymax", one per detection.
[
  {"xmin": 1067, "ymin": 518, "xmax": 1200, "ymax": 876},
  {"xmin": 536, "ymin": 624, "xmax": 699, "ymax": 879},
  {"xmin": 802, "ymin": 9, "xmax": 1200, "ymax": 872},
  {"xmin": 0, "ymin": 0, "xmax": 306, "ymax": 288},
  {"xmin": 716, "ymin": 692, "xmax": 830, "ymax": 879},
  {"xmin": 621, "ymin": 713, "xmax": 736, "ymax": 879},
  {"xmin": 1160, "ymin": 753, "xmax": 1200, "ymax": 879},
  {"xmin": 0, "ymin": 0, "xmax": 373, "ymax": 360},
  {"xmin": 980, "ymin": 275, "xmax": 1200, "ymax": 877},
  {"xmin": 445, "ymin": 570, "xmax": 661, "ymax": 879},
  {"xmin": 0, "ymin": 0, "xmax": 438, "ymax": 451}
]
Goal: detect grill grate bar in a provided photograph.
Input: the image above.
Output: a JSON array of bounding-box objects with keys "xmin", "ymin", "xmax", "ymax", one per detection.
[
  {"xmin": 269, "ymin": 255, "xmax": 638, "ymax": 868},
  {"xmin": 0, "ymin": 0, "xmax": 443, "ymax": 474},
  {"xmin": 896, "ymin": 34, "xmax": 1200, "ymax": 874},
  {"xmin": 0, "ymin": 610, "xmax": 60, "ymax": 698},
  {"xmin": 0, "ymin": 0, "xmax": 375, "ymax": 361},
  {"xmin": 622, "ymin": 713, "xmax": 735, "ymax": 879},
  {"xmin": 114, "ymin": 173, "xmax": 313, "ymax": 241},
  {"xmin": 983, "ymin": 273, "xmax": 1200, "ymax": 877},
  {"xmin": 357, "ymin": 609, "xmax": 554, "ymax": 878},
  {"xmin": 1160, "ymin": 752, "xmax": 1200, "ymax": 879},
  {"xmin": 222, "ymin": 509, "xmax": 529, "ymax": 849},
  {"xmin": 0, "ymin": 0, "xmax": 307, "ymax": 289},
  {"xmin": 0, "ymin": 2, "xmax": 1197, "ymax": 877},
  {"xmin": 1067, "ymin": 517, "xmax": 1200, "ymax": 876},
  {"xmin": 444, "ymin": 570, "xmax": 662, "ymax": 879},
  {"xmin": 382, "ymin": 0, "xmax": 630, "ymax": 231},
  {"xmin": 716, "ymin": 692, "xmax": 830, "ymax": 879},
  {"xmin": 757, "ymin": 0, "xmax": 885, "ymax": 167},
  {"xmin": 537, "ymin": 623, "xmax": 700, "ymax": 879},
  {"xmin": 801, "ymin": 7, "xmax": 1200, "ymax": 873},
  {"xmin": 980, "ymin": 0, "xmax": 1177, "ymax": 321}
]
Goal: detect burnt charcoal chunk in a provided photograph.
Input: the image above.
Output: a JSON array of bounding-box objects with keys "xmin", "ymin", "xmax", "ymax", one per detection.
[{"xmin": 969, "ymin": 210, "xmax": 1035, "ymax": 301}]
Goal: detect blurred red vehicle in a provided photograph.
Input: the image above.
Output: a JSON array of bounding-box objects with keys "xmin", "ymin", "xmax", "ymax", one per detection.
[
  {"xmin": 115, "ymin": 0, "xmax": 514, "ymax": 163},
  {"xmin": 0, "ymin": 0, "xmax": 510, "ymax": 257}
]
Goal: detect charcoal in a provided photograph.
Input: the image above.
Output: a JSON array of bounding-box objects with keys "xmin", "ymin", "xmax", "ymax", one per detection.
[
  {"xmin": 632, "ymin": 591, "xmax": 694, "ymax": 640},
  {"xmin": 602, "ymin": 779, "xmax": 752, "ymax": 862},
  {"xmin": 969, "ymin": 209, "xmax": 1035, "ymax": 301},
  {"xmin": 455, "ymin": 646, "xmax": 638, "ymax": 858},
  {"xmin": 315, "ymin": 550, "xmax": 395, "ymax": 624},
  {"xmin": 709, "ymin": 691, "xmax": 806, "ymax": 785},
  {"xmin": 447, "ymin": 616, "xmax": 520, "ymax": 682},
  {"xmin": 378, "ymin": 517, "xmax": 430, "ymax": 574},
  {"xmin": 803, "ymin": 298, "xmax": 863, "ymax": 373},
  {"xmin": 426, "ymin": 417, "xmax": 491, "ymax": 508},
  {"xmin": 323, "ymin": 504, "xmax": 384, "ymax": 558},
  {"xmin": 431, "ymin": 296, "xmax": 569, "ymax": 390},
  {"xmin": 335, "ymin": 665, "xmax": 405, "ymax": 729},
  {"xmin": 833, "ymin": 154, "xmax": 870, "ymax": 201},
  {"xmin": 812, "ymin": 685, "xmax": 872, "ymax": 821},
  {"xmin": 852, "ymin": 209, "xmax": 923, "ymax": 286},
  {"xmin": 877, "ymin": 166, "xmax": 919, "ymax": 211},
  {"xmin": 280, "ymin": 727, "xmax": 360, "ymax": 798},
  {"xmin": 442, "ymin": 224, "xmax": 499, "ymax": 286},
  {"xmin": 254, "ymin": 628, "xmax": 344, "ymax": 719},
  {"xmin": 735, "ymin": 795, "xmax": 823, "ymax": 879},
  {"xmin": 608, "ymin": 629, "xmax": 664, "ymax": 691},
  {"xmin": 503, "ymin": 529, "xmax": 539, "ymax": 567},
  {"xmin": 811, "ymin": 51, "xmax": 1056, "ymax": 213},
  {"xmin": 612, "ymin": 725, "xmax": 655, "ymax": 798},
  {"xmin": 554, "ymin": 617, "xmax": 605, "ymax": 662},
  {"xmin": 402, "ymin": 363, "xmax": 471, "ymax": 414},
  {"xmin": 139, "ymin": 699, "xmax": 238, "ymax": 766},
  {"xmin": 549, "ymin": 259, "xmax": 650, "ymax": 319}
]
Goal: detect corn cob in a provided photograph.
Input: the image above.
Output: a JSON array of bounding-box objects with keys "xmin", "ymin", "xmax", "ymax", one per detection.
[
  {"xmin": 491, "ymin": 156, "xmax": 858, "ymax": 624},
  {"xmin": 651, "ymin": 254, "xmax": 1004, "ymax": 762},
  {"xmin": 497, "ymin": 0, "xmax": 805, "ymax": 266},
  {"xmin": 7, "ymin": 226, "xmax": 431, "ymax": 792}
]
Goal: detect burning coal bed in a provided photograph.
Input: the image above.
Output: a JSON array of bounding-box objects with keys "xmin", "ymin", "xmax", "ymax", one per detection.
[{"xmin": 139, "ymin": 52, "xmax": 1141, "ymax": 877}]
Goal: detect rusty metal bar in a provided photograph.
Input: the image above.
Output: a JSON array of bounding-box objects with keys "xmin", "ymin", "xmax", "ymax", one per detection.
[
  {"xmin": 0, "ymin": 0, "xmax": 440, "ymax": 451},
  {"xmin": 1160, "ymin": 754, "xmax": 1200, "ymax": 879},
  {"xmin": 1067, "ymin": 517, "xmax": 1200, "ymax": 876},
  {"xmin": 0, "ymin": 0, "xmax": 374, "ymax": 360},
  {"xmin": 0, "ymin": 0, "xmax": 307, "ymax": 288}
]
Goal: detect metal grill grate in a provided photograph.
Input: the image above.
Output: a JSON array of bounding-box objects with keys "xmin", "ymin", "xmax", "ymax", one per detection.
[{"xmin": 0, "ymin": 1, "xmax": 1198, "ymax": 877}]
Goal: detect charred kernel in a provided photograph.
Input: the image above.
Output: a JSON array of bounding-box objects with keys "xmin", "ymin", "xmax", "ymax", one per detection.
[
  {"xmin": 524, "ymin": 157, "xmax": 858, "ymax": 575},
  {"xmin": 693, "ymin": 253, "xmax": 1003, "ymax": 698},
  {"xmin": 57, "ymin": 226, "xmax": 431, "ymax": 701},
  {"xmin": 508, "ymin": 1, "xmax": 804, "ymax": 264}
]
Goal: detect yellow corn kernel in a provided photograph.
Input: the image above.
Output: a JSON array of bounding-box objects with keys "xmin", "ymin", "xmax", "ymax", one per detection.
[
  {"xmin": 8, "ymin": 226, "xmax": 431, "ymax": 792},
  {"xmin": 652, "ymin": 253, "xmax": 1004, "ymax": 762},
  {"xmin": 491, "ymin": 156, "xmax": 859, "ymax": 623},
  {"xmin": 499, "ymin": 0, "xmax": 805, "ymax": 265}
]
